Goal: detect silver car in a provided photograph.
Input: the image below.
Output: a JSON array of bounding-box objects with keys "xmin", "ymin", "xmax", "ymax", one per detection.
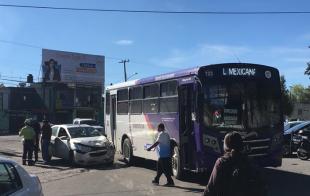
[{"xmin": 50, "ymin": 124, "xmax": 115, "ymax": 166}]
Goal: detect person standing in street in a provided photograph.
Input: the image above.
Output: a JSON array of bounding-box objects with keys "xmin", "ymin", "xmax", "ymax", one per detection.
[
  {"xmin": 147, "ymin": 123, "xmax": 175, "ymax": 186},
  {"xmin": 41, "ymin": 119, "xmax": 52, "ymax": 164},
  {"xmin": 203, "ymin": 131, "xmax": 267, "ymax": 196},
  {"xmin": 31, "ymin": 119, "xmax": 41, "ymax": 162},
  {"xmin": 19, "ymin": 119, "xmax": 36, "ymax": 166}
]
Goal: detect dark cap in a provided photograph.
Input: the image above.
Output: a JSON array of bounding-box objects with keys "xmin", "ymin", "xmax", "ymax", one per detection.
[{"xmin": 224, "ymin": 131, "xmax": 244, "ymax": 152}]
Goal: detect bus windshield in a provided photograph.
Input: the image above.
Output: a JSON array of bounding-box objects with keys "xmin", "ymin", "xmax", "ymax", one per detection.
[{"xmin": 203, "ymin": 80, "xmax": 281, "ymax": 131}]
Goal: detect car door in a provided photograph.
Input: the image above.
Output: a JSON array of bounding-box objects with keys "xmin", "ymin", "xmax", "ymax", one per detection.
[{"xmin": 54, "ymin": 127, "xmax": 71, "ymax": 160}]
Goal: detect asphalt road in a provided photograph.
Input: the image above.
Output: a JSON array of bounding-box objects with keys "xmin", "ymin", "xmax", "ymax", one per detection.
[{"xmin": 1, "ymin": 135, "xmax": 310, "ymax": 196}]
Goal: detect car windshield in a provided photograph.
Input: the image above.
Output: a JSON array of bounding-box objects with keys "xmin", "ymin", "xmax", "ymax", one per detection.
[
  {"xmin": 203, "ymin": 80, "xmax": 281, "ymax": 131},
  {"xmin": 80, "ymin": 120, "xmax": 99, "ymax": 126},
  {"xmin": 68, "ymin": 127, "xmax": 102, "ymax": 138},
  {"xmin": 285, "ymin": 122, "xmax": 310, "ymax": 134}
]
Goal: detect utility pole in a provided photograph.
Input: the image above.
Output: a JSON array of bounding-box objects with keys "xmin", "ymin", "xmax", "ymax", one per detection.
[{"xmin": 119, "ymin": 59, "xmax": 129, "ymax": 82}]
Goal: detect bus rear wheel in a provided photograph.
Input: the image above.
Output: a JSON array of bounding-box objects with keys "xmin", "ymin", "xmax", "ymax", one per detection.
[
  {"xmin": 123, "ymin": 138, "xmax": 134, "ymax": 165},
  {"xmin": 172, "ymin": 146, "xmax": 184, "ymax": 180}
]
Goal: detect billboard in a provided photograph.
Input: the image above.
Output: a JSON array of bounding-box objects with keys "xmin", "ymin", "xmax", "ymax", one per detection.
[{"xmin": 42, "ymin": 49, "xmax": 105, "ymax": 86}]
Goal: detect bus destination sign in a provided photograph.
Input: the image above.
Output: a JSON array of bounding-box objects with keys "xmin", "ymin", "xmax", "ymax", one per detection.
[{"xmin": 222, "ymin": 67, "xmax": 256, "ymax": 76}]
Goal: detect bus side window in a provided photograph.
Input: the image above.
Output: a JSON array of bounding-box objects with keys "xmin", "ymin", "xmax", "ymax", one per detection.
[
  {"xmin": 160, "ymin": 81, "xmax": 178, "ymax": 113},
  {"xmin": 143, "ymin": 84, "xmax": 159, "ymax": 113},
  {"xmin": 117, "ymin": 89, "xmax": 129, "ymax": 115},
  {"xmin": 129, "ymin": 87, "xmax": 143, "ymax": 114}
]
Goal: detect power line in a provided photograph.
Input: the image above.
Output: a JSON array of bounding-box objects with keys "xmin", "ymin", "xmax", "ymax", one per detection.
[
  {"xmin": 0, "ymin": 39, "xmax": 42, "ymax": 49},
  {"xmin": 0, "ymin": 4, "xmax": 309, "ymax": 15}
]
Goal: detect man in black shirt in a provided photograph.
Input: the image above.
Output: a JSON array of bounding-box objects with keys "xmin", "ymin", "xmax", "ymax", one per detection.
[{"xmin": 41, "ymin": 120, "xmax": 52, "ymax": 163}]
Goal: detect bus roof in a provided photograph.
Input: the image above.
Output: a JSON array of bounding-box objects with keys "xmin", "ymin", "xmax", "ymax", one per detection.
[
  {"xmin": 106, "ymin": 63, "xmax": 278, "ymax": 91},
  {"xmin": 106, "ymin": 66, "xmax": 199, "ymax": 90}
]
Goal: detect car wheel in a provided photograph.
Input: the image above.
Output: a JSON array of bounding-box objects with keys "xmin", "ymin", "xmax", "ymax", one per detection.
[
  {"xmin": 297, "ymin": 149, "xmax": 309, "ymax": 160},
  {"xmin": 172, "ymin": 145, "xmax": 184, "ymax": 180},
  {"xmin": 282, "ymin": 144, "xmax": 291, "ymax": 157},
  {"xmin": 123, "ymin": 138, "xmax": 134, "ymax": 165}
]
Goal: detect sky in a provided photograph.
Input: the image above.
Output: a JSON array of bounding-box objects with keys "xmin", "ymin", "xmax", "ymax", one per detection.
[{"xmin": 0, "ymin": 0, "xmax": 309, "ymax": 87}]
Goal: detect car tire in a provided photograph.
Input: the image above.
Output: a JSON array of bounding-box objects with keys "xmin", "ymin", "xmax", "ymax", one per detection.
[
  {"xmin": 123, "ymin": 138, "xmax": 134, "ymax": 165},
  {"xmin": 172, "ymin": 145, "xmax": 184, "ymax": 180},
  {"xmin": 282, "ymin": 143, "xmax": 291, "ymax": 157}
]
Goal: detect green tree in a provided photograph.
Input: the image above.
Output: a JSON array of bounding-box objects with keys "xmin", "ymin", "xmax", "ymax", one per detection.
[
  {"xmin": 305, "ymin": 62, "xmax": 310, "ymax": 76},
  {"xmin": 290, "ymin": 84, "xmax": 310, "ymax": 103},
  {"xmin": 280, "ymin": 75, "xmax": 294, "ymax": 116}
]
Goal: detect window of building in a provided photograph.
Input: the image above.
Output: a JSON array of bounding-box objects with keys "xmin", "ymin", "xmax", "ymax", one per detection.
[
  {"xmin": 144, "ymin": 84, "xmax": 159, "ymax": 98},
  {"xmin": 106, "ymin": 92, "xmax": 110, "ymax": 114},
  {"xmin": 0, "ymin": 163, "xmax": 22, "ymax": 195},
  {"xmin": 160, "ymin": 81, "xmax": 178, "ymax": 97}
]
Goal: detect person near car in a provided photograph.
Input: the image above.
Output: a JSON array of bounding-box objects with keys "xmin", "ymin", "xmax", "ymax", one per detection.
[
  {"xmin": 147, "ymin": 123, "xmax": 175, "ymax": 186},
  {"xmin": 19, "ymin": 119, "xmax": 36, "ymax": 166},
  {"xmin": 31, "ymin": 119, "xmax": 41, "ymax": 162},
  {"xmin": 203, "ymin": 131, "xmax": 266, "ymax": 196},
  {"xmin": 41, "ymin": 119, "xmax": 52, "ymax": 163}
]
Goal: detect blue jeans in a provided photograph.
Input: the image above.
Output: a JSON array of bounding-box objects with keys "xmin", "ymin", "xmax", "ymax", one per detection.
[{"xmin": 41, "ymin": 139, "xmax": 50, "ymax": 162}]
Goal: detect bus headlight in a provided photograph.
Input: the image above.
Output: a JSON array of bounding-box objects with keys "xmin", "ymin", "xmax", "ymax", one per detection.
[{"xmin": 203, "ymin": 134, "xmax": 221, "ymax": 153}]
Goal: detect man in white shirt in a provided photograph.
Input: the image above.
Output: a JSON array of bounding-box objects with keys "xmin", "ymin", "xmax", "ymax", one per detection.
[{"xmin": 147, "ymin": 123, "xmax": 174, "ymax": 186}]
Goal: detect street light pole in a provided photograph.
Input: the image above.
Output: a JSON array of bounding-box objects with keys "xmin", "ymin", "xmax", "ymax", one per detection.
[{"xmin": 119, "ymin": 59, "xmax": 130, "ymax": 82}]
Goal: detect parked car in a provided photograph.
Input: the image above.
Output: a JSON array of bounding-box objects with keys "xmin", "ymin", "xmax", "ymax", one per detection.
[
  {"xmin": 73, "ymin": 118, "xmax": 105, "ymax": 134},
  {"xmin": 0, "ymin": 156, "xmax": 43, "ymax": 196},
  {"xmin": 283, "ymin": 121, "xmax": 310, "ymax": 156},
  {"xmin": 284, "ymin": 121, "xmax": 304, "ymax": 132},
  {"xmin": 49, "ymin": 124, "xmax": 114, "ymax": 166}
]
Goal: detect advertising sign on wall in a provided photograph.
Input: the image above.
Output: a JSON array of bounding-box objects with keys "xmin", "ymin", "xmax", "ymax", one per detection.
[{"xmin": 42, "ymin": 49, "xmax": 105, "ymax": 86}]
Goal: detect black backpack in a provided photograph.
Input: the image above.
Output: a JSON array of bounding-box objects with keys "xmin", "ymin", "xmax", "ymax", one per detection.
[{"xmin": 228, "ymin": 157, "xmax": 267, "ymax": 196}]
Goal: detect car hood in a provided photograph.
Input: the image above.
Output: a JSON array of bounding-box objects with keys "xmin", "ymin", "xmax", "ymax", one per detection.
[{"xmin": 70, "ymin": 136, "xmax": 109, "ymax": 147}]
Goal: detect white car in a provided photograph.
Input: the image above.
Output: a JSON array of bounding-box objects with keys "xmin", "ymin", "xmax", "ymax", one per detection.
[
  {"xmin": 0, "ymin": 156, "xmax": 43, "ymax": 196},
  {"xmin": 50, "ymin": 124, "xmax": 115, "ymax": 166},
  {"xmin": 73, "ymin": 118, "xmax": 105, "ymax": 134}
]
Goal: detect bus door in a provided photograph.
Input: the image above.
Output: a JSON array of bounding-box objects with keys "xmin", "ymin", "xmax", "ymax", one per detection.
[
  {"xmin": 179, "ymin": 84, "xmax": 195, "ymax": 169},
  {"xmin": 110, "ymin": 95, "xmax": 117, "ymax": 148}
]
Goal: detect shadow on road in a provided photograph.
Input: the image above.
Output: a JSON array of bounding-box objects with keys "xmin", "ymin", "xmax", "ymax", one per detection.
[{"xmin": 265, "ymin": 168, "xmax": 310, "ymax": 196}]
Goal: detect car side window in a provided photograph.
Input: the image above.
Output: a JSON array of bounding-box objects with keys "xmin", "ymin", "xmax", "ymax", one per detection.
[
  {"xmin": 58, "ymin": 128, "xmax": 69, "ymax": 138},
  {"xmin": 52, "ymin": 126, "xmax": 59, "ymax": 136},
  {"xmin": 0, "ymin": 163, "xmax": 23, "ymax": 195}
]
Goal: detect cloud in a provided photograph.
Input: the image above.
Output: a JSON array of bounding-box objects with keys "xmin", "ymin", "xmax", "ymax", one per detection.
[
  {"xmin": 115, "ymin": 39, "xmax": 134, "ymax": 46},
  {"xmin": 150, "ymin": 43, "xmax": 251, "ymax": 68}
]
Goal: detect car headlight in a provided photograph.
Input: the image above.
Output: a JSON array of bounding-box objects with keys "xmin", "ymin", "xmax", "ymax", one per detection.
[{"xmin": 74, "ymin": 143, "xmax": 92, "ymax": 153}]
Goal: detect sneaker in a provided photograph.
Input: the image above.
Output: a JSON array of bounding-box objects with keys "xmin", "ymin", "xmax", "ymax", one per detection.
[
  {"xmin": 152, "ymin": 179, "xmax": 159, "ymax": 185},
  {"xmin": 163, "ymin": 182, "xmax": 175, "ymax": 187}
]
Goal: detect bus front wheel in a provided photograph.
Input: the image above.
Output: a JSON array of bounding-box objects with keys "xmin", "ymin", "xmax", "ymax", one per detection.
[
  {"xmin": 172, "ymin": 146, "xmax": 184, "ymax": 179},
  {"xmin": 123, "ymin": 138, "xmax": 134, "ymax": 165}
]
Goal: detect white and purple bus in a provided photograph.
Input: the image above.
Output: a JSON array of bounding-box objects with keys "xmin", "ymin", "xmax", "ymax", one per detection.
[{"xmin": 105, "ymin": 63, "xmax": 283, "ymax": 179}]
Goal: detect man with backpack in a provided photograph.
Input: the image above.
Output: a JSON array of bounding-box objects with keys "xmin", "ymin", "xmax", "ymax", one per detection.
[{"xmin": 203, "ymin": 131, "xmax": 267, "ymax": 196}]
